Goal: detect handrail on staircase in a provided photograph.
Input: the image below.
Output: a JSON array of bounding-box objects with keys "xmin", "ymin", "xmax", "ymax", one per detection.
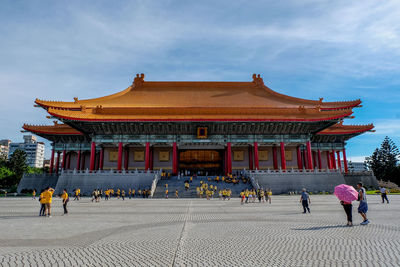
[{"xmin": 150, "ymin": 170, "xmax": 161, "ymax": 198}]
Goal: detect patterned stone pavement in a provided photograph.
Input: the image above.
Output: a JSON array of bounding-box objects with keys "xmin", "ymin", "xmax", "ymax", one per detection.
[{"xmin": 0, "ymin": 195, "xmax": 399, "ymax": 266}]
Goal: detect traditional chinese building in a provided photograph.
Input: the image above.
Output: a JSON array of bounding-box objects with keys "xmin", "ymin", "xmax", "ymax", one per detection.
[{"xmin": 22, "ymin": 73, "xmax": 374, "ymax": 179}]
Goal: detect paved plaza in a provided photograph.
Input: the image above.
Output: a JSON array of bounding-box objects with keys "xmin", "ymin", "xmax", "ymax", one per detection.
[{"xmin": 0, "ymin": 195, "xmax": 399, "ymax": 266}]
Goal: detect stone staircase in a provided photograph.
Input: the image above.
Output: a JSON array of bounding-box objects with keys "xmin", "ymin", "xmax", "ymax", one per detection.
[{"xmin": 153, "ymin": 176, "xmax": 253, "ymax": 198}]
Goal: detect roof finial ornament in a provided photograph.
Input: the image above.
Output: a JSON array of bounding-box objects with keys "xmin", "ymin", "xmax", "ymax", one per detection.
[
  {"xmin": 133, "ymin": 73, "xmax": 145, "ymax": 88},
  {"xmin": 252, "ymin": 73, "xmax": 264, "ymax": 87},
  {"xmin": 73, "ymin": 97, "xmax": 78, "ymax": 103},
  {"xmin": 53, "ymin": 120, "xmax": 58, "ymax": 126}
]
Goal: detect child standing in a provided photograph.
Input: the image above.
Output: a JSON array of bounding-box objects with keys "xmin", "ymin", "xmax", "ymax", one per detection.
[{"xmin": 61, "ymin": 189, "xmax": 69, "ymax": 215}]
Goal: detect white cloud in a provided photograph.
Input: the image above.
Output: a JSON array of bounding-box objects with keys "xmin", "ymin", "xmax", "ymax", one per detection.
[{"xmin": 373, "ymin": 119, "xmax": 400, "ymax": 137}]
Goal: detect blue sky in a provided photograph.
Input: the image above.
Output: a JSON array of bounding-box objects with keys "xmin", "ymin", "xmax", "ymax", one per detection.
[{"xmin": 1, "ymin": 0, "xmax": 399, "ymax": 161}]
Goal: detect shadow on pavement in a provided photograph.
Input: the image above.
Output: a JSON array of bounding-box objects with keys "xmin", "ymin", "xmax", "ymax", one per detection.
[{"xmin": 291, "ymin": 224, "xmax": 354, "ymax": 231}]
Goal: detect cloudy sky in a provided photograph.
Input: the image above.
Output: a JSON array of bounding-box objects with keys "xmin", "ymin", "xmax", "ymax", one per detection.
[{"xmin": 1, "ymin": 0, "xmax": 399, "ymax": 161}]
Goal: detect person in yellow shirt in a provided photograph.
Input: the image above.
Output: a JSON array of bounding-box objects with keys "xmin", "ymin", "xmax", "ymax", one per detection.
[
  {"xmin": 132, "ymin": 188, "xmax": 135, "ymax": 198},
  {"xmin": 43, "ymin": 187, "xmax": 55, "ymax": 217},
  {"xmin": 39, "ymin": 189, "xmax": 46, "ymax": 216},
  {"xmin": 165, "ymin": 189, "xmax": 169, "ymax": 199},
  {"xmin": 105, "ymin": 189, "xmax": 110, "ymax": 201},
  {"xmin": 121, "ymin": 190, "xmax": 125, "ymax": 200},
  {"xmin": 128, "ymin": 188, "xmax": 132, "ymax": 199},
  {"xmin": 116, "ymin": 189, "xmax": 121, "ymax": 199},
  {"xmin": 61, "ymin": 189, "xmax": 69, "ymax": 214},
  {"xmin": 267, "ymin": 188, "xmax": 272, "ymax": 204},
  {"xmin": 32, "ymin": 189, "xmax": 36, "ymax": 200},
  {"xmin": 74, "ymin": 189, "xmax": 79, "ymax": 201},
  {"xmin": 175, "ymin": 189, "xmax": 179, "ymax": 198},
  {"xmin": 240, "ymin": 191, "xmax": 245, "ymax": 204}
]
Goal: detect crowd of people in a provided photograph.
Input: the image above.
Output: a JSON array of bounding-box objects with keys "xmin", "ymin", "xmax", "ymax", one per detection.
[
  {"xmin": 29, "ymin": 175, "xmax": 389, "ymax": 227},
  {"xmin": 239, "ymin": 188, "xmax": 272, "ymax": 204}
]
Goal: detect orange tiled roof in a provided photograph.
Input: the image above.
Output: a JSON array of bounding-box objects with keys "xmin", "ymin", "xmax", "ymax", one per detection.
[
  {"xmin": 35, "ymin": 74, "xmax": 360, "ymax": 121},
  {"xmin": 318, "ymin": 122, "xmax": 374, "ymax": 135},
  {"xmin": 22, "ymin": 122, "xmax": 83, "ymax": 135}
]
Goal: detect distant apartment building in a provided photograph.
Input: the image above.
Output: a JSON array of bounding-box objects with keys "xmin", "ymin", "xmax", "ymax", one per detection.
[
  {"xmin": 0, "ymin": 139, "xmax": 11, "ymax": 158},
  {"xmin": 342, "ymin": 160, "xmax": 367, "ymax": 172},
  {"xmin": 9, "ymin": 135, "xmax": 45, "ymax": 168}
]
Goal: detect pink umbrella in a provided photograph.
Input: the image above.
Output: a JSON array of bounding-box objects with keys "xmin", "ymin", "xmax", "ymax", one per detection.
[{"xmin": 334, "ymin": 184, "xmax": 358, "ymax": 202}]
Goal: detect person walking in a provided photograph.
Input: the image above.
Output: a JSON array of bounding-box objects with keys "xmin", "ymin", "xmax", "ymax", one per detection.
[
  {"xmin": 300, "ymin": 188, "xmax": 311, "ymax": 213},
  {"xmin": 32, "ymin": 189, "xmax": 36, "ymax": 200},
  {"xmin": 61, "ymin": 189, "xmax": 69, "ymax": 215},
  {"xmin": 341, "ymin": 200, "xmax": 353, "ymax": 226},
  {"xmin": 380, "ymin": 187, "xmax": 389, "ymax": 204},
  {"xmin": 357, "ymin": 182, "xmax": 369, "ymax": 225}
]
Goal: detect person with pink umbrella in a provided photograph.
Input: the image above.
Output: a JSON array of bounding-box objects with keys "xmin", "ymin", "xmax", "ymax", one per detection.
[{"xmin": 334, "ymin": 184, "xmax": 359, "ymax": 226}]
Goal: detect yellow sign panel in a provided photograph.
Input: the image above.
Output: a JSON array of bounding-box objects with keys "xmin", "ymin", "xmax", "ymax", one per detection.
[
  {"xmin": 259, "ymin": 150, "xmax": 268, "ymax": 161},
  {"xmin": 159, "ymin": 151, "xmax": 169, "ymax": 162},
  {"xmin": 134, "ymin": 151, "xmax": 145, "ymax": 162},
  {"xmin": 109, "ymin": 150, "xmax": 118, "ymax": 162},
  {"xmin": 233, "ymin": 151, "xmax": 244, "ymax": 161},
  {"xmin": 285, "ymin": 150, "xmax": 293, "ymax": 161}
]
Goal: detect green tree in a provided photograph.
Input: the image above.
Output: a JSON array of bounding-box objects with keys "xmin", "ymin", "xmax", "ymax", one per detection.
[
  {"xmin": 7, "ymin": 149, "xmax": 28, "ymax": 185},
  {"xmin": 27, "ymin": 167, "xmax": 44, "ymax": 174},
  {"xmin": 366, "ymin": 136, "xmax": 399, "ymax": 183}
]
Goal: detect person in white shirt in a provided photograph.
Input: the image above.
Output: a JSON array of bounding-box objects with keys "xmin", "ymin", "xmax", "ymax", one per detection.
[{"xmin": 380, "ymin": 187, "xmax": 389, "ymax": 204}]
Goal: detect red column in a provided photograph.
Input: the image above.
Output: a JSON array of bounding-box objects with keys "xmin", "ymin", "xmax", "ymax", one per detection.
[
  {"xmin": 312, "ymin": 151, "xmax": 317, "ymax": 170},
  {"xmin": 272, "ymin": 146, "xmax": 278, "ymax": 170},
  {"xmin": 306, "ymin": 141, "xmax": 313, "ymax": 170},
  {"xmin": 280, "ymin": 142, "xmax": 286, "ymax": 170},
  {"xmin": 55, "ymin": 152, "xmax": 60, "ymax": 174},
  {"xmin": 227, "ymin": 142, "xmax": 232, "ymax": 174},
  {"xmin": 317, "ymin": 149, "xmax": 322, "ymax": 170},
  {"xmin": 224, "ymin": 149, "xmax": 227, "ymax": 175},
  {"xmin": 331, "ymin": 150, "xmax": 337, "ymax": 169},
  {"xmin": 149, "ymin": 147, "xmax": 153, "ymax": 170},
  {"xmin": 99, "ymin": 147, "xmax": 104, "ymax": 170},
  {"xmin": 81, "ymin": 153, "xmax": 86, "ymax": 170},
  {"xmin": 326, "ymin": 151, "xmax": 331, "ymax": 169},
  {"xmin": 303, "ymin": 149, "xmax": 308, "ymax": 169},
  {"xmin": 336, "ymin": 151, "xmax": 342, "ymax": 172},
  {"xmin": 296, "ymin": 146, "xmax": 303, "ymax": 170},
  {"xmin": 343, "ymin": 148, "xmax": 348, "ymax": 173},
  {"xmin": 49, "ymin": 149, "xmax": 55, "ymax": 174},
  {"xmin": 77, "ymin": 150, "xmax": 81, "ymax": 170},
  {"xmin": 89, "ymin": 141, "xmax": 96, "ymax": 171},
  {"xmin": 253, "ymin": 142, "xmax": 259, "ymax": 170},
  {"xmin": 61, "ymin": 149, "xmax": 66, "ymax": 170},
  {"xmin": 172, "ymin": 142, "xmax": 178, "ymax": 175},
  {"xmin": 145, "ymin": 142, "xmax": 150, "ymax": 171},
  {"xmin": 124, "ymin": 146, "xmax": 130, "ymax": 171},
  {"xmin": 117, "ymin": 142, "xmax": 123, "ymax": 171},
  {"xmin": 66, "ymin": 152, "xmax": 71, "ymax": 170},
  {"xmin": 95, "ymin": 152, "xmax": 99, "ymax": 170},
  {"xmin": 248, "ymin": 145, "xmax": 253, "ymax": 170}
]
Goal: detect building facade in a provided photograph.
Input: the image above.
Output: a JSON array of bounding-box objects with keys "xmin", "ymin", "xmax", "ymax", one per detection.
[
  {"xmin": 0, "ymin": 139, "xmax": 11, "ymax": 159},
  {"xmin": 23, "ymin": 74, "xmax": 374, "ymax": 176},
  {"xmin": 9, "ymin": 135, "xmax": 45, "ymax": 168}
]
